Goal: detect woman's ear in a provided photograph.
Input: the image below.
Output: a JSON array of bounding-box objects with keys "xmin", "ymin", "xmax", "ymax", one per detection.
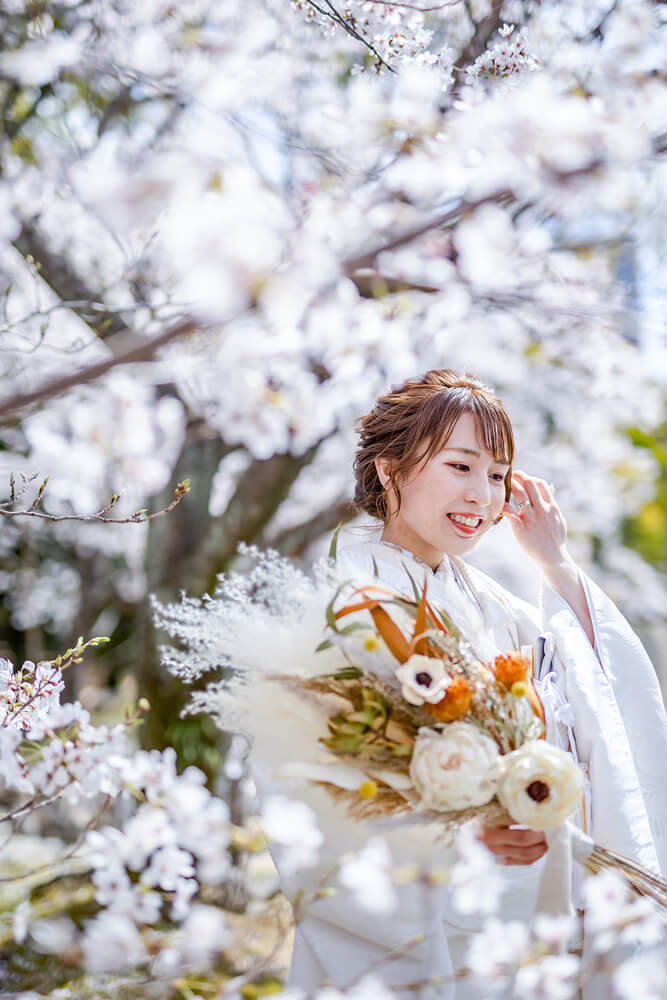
[{"xmin": 375, "ymin": 457, "xmax": 392, "ymax": 488}]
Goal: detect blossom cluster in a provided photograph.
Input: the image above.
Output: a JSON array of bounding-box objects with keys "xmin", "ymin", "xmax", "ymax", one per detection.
[
  {"xmin": 0, "ymin": 648, "xmax": 236, "ymax": 978},
  {"xmin": 79, "ymin": 747, "xmax": 232, "ymax": 971},
  {"xmin": 0, "ymin": 650, "xmax": 131, "ymax": 802},
  {"xmin": 467, "ymin": 23, "xmax": 539, "ymax": 80}
]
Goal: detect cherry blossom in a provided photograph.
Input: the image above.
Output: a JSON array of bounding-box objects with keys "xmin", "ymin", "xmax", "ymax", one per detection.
[
  {"xmin": 338, "ymin": 837, "xmax": 398, "ymax": 915},
  {"xmin": 465, "ymin": 917, "xmax": 530, "ymax": 988},
  {"xmin": 449, "ymin": 822, "xmax": 505, "ymax": 916},
  {"xmin": 261, "ymin": 795, "xmax": 324, "ymax": 876}
]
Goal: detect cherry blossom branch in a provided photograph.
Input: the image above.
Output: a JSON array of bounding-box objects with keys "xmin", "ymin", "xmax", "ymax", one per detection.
[
  {"xmin": 0, "ymin": 790, "xmax": 66, "ymax": 825},
  {"xmin": 304, "ymin": 0, "xmax": 396, "ymax": 73},
  {"xmin": 344, "ymin": 189, "xmax": 513, "ymax": 273},
  {"xmin": 0, "ymin": 316, "xmax": 197, "ymax": 422},
  {"xmin": 454, "ymin": 0, "xmax": 504, "ymax": 81},
  {"xmin": 0, "ymin": 478, "xmax": 191, "ymax": 524},
  {"xmin": 358, "ymin": 1, "xmax": 462, "ymax": 9}
]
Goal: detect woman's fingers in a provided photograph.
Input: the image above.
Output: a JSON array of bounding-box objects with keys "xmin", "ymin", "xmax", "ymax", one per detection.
[
  {"xmin": 513, "ymin": 471, "xmax": 544, "ymax": 509},
  {"xmin": 478, "ymin": 824, "xmax": 549, "ymax": 866},
  {"xmin": 498, "ymin": 843, "xmax": 548, "ymax": 866},
  {"xmin": 479, "ymin": 825, "xmax": 546, "ymax": 850},
  {"xmin": 535, "ymin": 480, "xmax": 553, "ymax": 505},
  {"xmin": 509, "ymin": 478, "xmax": 529, "ymax": 513}
]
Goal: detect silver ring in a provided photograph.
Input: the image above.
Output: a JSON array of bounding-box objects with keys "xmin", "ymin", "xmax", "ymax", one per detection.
[{"xmin": 517, "ymin": 499, "xmax": 531, "ymax": 510}]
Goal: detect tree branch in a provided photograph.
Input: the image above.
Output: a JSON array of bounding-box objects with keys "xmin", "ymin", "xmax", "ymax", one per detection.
[
  {"xmin": 0, "ymin": 478, "xmax": 191, "ymax": 524},
  {"xmin": 453, "ymin": 0, "xmax": 504, "ymax": 82},
  {"xmin": 0, "ymin": 316, "xmax": 198, "ymax": 422},
  {"xmin": 344, "ymin": 189, "xmax": 512, "ymax": 274},
  {"xmin": 351, "ymin": 271, "xmax": 440, "ymax": 296},
  {"xmin": 305, "ymin": 0, "xmax": 396, "ymax": 73}
]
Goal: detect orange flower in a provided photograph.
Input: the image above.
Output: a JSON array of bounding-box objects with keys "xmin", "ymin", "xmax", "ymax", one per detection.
[
  {"xmin": 425, "ymin": 677, "xmax": 472, "ymax": 722},
  {"xmin": 493, "ymin": 652, "xmax": 529, "ymax": 689}
]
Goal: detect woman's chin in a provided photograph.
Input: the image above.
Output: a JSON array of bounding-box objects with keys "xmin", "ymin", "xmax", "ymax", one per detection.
[{"xmin": 442, "ymin": 522, "xmax": 488, "ymax": 555}]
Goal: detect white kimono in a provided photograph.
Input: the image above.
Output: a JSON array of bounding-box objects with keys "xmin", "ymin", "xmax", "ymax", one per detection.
[{"xmin": 257, "ymin": 539, "xmax": 667, "ymax": 997}]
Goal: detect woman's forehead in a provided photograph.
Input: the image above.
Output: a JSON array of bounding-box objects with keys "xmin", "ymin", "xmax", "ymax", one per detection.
[{"xmin": 433, "ymin": 413, "xmax": 511, "ymax": 463}]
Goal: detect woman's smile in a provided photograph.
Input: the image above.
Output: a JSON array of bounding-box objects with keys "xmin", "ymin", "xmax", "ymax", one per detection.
[{"xmin": 447, "ymin": 512, "xmax": 485, "ymax": 534}]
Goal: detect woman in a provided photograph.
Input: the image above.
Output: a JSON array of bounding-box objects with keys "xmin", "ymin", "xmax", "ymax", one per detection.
[{"xmin": 281, "ymin": 370, "xmax": 667, "ymax": 997}]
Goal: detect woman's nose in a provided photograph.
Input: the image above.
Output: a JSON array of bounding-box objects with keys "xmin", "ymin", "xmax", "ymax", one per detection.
[{"xmin": 464, "ymin": 475, "xmax": 491, "ymax": 505}]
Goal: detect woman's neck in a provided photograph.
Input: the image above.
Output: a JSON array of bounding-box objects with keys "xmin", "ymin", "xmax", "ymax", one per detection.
[{"xmin": 378, "ymin": 533, "xmax": 445, "ymax": 573}]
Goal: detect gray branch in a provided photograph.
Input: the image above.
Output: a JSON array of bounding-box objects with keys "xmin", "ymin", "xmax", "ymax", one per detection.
[{"xmin": 0, "ymin": 317, "xmax": 198, "ymax": 422}]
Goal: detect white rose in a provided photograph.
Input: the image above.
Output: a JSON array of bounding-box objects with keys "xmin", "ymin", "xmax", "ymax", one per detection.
[
  {"xmin": 395, "ymin": 654, "xmax": 451, "ymax": 706},
  {"xmin": 495, "ymin": 740, "xmax": 584, "ymax": 830},
  {"xmin": 409, "ymin": 723, "xmax": 499, "ymax": 810}
]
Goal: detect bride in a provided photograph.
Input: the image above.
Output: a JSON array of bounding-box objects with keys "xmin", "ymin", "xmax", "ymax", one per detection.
[{"xmin": 268, "ymin": 369, "xmax": 666, "ymax": 998}]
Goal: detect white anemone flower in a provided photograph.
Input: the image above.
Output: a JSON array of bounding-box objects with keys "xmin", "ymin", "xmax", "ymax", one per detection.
[
  {"xmin": 394, "ymin": 654, "xmax": 451, "ymax": 705},
  {"xmin": 495, "ymin": 741, "xmax": 584, "ymax": 831}
]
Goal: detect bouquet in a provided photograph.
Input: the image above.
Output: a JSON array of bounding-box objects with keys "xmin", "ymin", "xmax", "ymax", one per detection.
[
  {"xmin": 268, "ymin": 575, "xmax": 585, "ymax": 838},
  {"xmin": 157, "ymin": 548, "xmax": 667, "ymax": 908}
]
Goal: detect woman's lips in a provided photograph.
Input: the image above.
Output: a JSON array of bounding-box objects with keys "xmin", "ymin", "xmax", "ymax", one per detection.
[{"xmin": 447, "ymin": 513, "xmax": 483, "ymax": 535}]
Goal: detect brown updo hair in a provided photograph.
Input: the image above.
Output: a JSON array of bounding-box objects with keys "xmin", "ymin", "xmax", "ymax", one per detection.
[{"xmin": 354, "ymin": 370, "xmax": 514, "ymax": 520}]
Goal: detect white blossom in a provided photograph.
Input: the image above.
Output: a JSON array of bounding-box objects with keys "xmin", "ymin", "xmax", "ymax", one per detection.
[
  {"xmin": 513, "ymin": 954, "xmax": 580, "ymax": 1000},
  {"xmin": 80, "ymin": 911, "xmax": 147, "ymax": 973},
  {"xmin": 613, "ymin": 951, "xmax": 667, "ymax": 1000},
  {"xmin": 339, "ymin": 838, "xmax": 398, "ymax": 916},
  {"xmin": 261, "ymin": 796, "xmax": 323, "ymax": 876},
  {"xmin": 449, "ymin": 823, "xmax": 505, "ymax": 917},
  {"xmin": 466, "ymin": 918, "xmax": 530, "ymax": 986}
]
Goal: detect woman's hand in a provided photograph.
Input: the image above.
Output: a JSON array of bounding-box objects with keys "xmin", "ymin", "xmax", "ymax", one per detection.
[
  {"xmin": 501, "ymin": 470, "xmax": 569, "ymax": 571},
  {"xmin": 502, "ymin": 469, "xmax": 595, "ymax": 648},
  {"xmin": 478, "ymin": 821, "xmax": 548, "ymax": 866}
]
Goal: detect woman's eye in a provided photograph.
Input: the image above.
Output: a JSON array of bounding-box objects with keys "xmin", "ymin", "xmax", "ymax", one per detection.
[
  {"xmin": 448, "ymin": 463, "xmax": 469, "ymax": 472},
  {"xmin": 490, "ymin": 473, "xmax": 506, "ymax": 482}
]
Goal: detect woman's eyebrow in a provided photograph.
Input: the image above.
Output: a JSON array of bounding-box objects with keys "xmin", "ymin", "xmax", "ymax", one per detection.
[{"xmin": 443, "ymin": 447, "xmax": 510, "ymax": 466}]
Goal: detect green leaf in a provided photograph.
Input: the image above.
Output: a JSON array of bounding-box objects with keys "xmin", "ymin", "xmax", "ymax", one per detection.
[
  {"xmin": 328, "ymin": 719, "xmax": 367, "ymax": 735},
  {"xmin": 315, "ymin": 638, "xmax": 333, "ymax": 652},
  {"xmin": 315, "ymin": 666, "xmax": 363, "ymax": 680},
  {"xmin": 324, "ymin": 578, "xmax": 355, "ymax": 632},
  {"xmin": 402, "ymin": 565, "xmax": 423, "ymax": 603},
  {"xmin": 328, "ymin": 523, "xmax": 343, "ymax": 562},
  {"xmin": 321, "ymin": 734, "xmax": 365, "ymax": 753},
  {"xmin": 338, "ymin": 622, "xmax": 369, "ymax": 635},
  {"xmin": 347, "ymin": 709, "xmax": 377, "ymax": 725}
]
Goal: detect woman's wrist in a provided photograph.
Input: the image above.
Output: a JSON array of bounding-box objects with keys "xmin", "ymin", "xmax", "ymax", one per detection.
[{"xmin": 537, "ymin": 552, "xmax": 579, "ymax": 592}]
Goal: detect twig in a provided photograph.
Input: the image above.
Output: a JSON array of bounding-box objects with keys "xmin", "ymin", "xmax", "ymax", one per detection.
[
  {"xmin": 0, "ymin": 478, "xmax": 191, "ymax": 524},
  {"xmin": 0, "ymin": 790, "xmax": 66, "ymax": 825},
  {"xmin": 358, "ymin": 1, "xmax": 462, "ymax": 9},
  {"xmin": 304, "ymin": 0, "xmax": 396, "ymax": 73}
]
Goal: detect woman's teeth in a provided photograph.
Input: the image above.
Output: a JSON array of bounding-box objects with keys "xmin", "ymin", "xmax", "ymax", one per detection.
[{"xmin": 448, "ymin": 513, "xmax": 482, "ymax": 529}]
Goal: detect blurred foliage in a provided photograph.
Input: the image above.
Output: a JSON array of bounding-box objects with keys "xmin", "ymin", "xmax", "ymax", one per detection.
[{"xmin": 623, "ymin": 408, "xmax": 667, "ymax": 570}]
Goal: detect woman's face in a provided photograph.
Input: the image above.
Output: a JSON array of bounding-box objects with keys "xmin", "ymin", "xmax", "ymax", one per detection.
[{"xmin": 377, "ymin": 412, "xmax": 509, "ymax": 569}]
